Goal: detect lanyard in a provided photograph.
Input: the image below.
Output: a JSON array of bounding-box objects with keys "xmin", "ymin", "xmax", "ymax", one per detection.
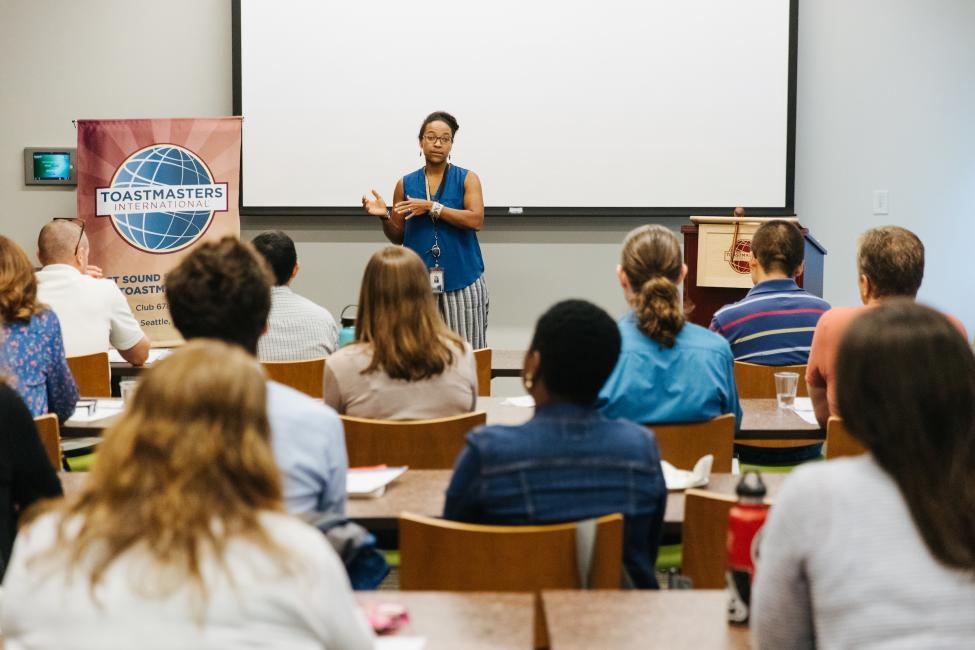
[{"xmin": 423, "ymin": 164, "xmax": 449, "ymax": 267}]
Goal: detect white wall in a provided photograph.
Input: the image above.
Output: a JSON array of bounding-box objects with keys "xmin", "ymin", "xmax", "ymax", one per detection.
[
  {"xmin": 795, "ymin": 0, "xmax": 975, "ymax": 329},
  {"xmin": 2, "ymin": 0, "xmax": 974, "ymax": 355}
]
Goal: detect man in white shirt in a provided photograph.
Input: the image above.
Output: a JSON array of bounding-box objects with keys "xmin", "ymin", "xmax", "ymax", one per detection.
[
  {"xmin": 35, "ymin": 220, "xmax": 149, "ymax": 366},
  {"xmin": 251, "ymin": 231, "xmax": 339, "ymax": 361}
]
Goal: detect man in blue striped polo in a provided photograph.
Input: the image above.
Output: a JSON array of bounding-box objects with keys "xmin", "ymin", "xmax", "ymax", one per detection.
[{"xmin": 710, "ymin": 220, "xmax": 830, "ymax": 365}]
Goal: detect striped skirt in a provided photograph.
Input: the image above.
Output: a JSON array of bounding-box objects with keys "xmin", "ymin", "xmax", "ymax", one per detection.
[{"xmin": 438, "ymin": 275, "xmax": 489, "ymax": 350}]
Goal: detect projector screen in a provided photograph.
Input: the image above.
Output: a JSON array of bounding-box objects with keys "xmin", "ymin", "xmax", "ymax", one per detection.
[{"xmin": 234, "ymin": 0, "xmax": 796, "ymax": 216}]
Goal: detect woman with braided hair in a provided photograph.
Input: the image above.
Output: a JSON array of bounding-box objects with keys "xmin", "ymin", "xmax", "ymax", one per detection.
[{"xmin": 598, "ymin": 224, "xmax": 741, "ymax": 426}]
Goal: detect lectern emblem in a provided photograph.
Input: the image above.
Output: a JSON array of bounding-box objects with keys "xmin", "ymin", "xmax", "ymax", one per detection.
[{"xmin": 723, "ymin": 222, "xmax": 752, "ymax": 274}]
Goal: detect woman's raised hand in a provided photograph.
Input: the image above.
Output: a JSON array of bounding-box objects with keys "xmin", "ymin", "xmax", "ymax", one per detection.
[
  {"xmin": 393, "ymin": 196, "xmax": 432, "ymax": 220},
  {"xmin": 362, "ymin": 190, "xmax": 388, "ymax": 218}
]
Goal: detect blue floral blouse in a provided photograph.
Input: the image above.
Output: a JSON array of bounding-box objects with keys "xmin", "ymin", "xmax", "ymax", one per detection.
[{"xmin": 1, "ymin": 309, "xmax": 78, "ymax": 421}]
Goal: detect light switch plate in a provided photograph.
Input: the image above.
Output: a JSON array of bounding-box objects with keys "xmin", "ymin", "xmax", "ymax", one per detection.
[{"xmin": 873, "ymin": 190, "xmax": 889, "ymax": 215}]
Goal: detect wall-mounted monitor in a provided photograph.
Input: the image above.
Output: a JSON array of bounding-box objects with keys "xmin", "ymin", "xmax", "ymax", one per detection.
[{"xmin": 24, "ymin": 148, "xmax": 77, "ymax": 186}]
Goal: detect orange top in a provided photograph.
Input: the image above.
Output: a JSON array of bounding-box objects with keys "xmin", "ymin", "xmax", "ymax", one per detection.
[{"xmin": 807, "ymin": 304, "xmax": 967, "ymax": 416}]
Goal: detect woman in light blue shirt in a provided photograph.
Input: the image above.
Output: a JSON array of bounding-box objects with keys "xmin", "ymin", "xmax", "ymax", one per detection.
[{"xmin": 598, "ymin": 225, "xmax": 741, "ymax": 426}]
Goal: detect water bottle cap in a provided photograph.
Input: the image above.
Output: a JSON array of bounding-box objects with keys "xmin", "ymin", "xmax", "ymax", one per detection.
[
  {"xmin": 736, "ymin": 470, "xmax": 767, "ymax": 499},
  {"xmin": 340, "ymin": 304, "xmax": 357, "ymax": 327}
]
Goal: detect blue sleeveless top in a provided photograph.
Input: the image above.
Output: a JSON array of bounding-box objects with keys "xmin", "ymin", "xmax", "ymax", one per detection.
[{"xmin": 402, "ymin": 165, "xmax": 484, "ymax": 292}]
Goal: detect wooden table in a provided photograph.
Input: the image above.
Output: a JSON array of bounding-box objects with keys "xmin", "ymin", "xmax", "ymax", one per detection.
[
  {"xmin": 69, "ymin": 388, "xmax": 820, "ymax": 443},
  {"xmin": 357, "ymin": 592, "xmax": 533, "ymax": 649},
  {"xmin": 491, "ymin": 349, "xmax": 524, "ymax": 378},
  {"xmin": 346, "ymin": 470, "xmax": 451, "ymax": 531},
  {"xmin": 63, "ymin": 395, "xmax": 531, "ymax": 437},
  {"xmin": 477, "ymin": 396, "xmax": 533, "ymax": 425},
  {"xmin": 542, "ymin": 590, "xmax": 750, "ymax": 649},
  {"xmin": 478, "ymin": 397, "xmax": 823, "ymax": 441},
  {"xmin": 737, "ymin": 398, "xmax": 823, "ymax": 441},
  {"xmin": 111, "ymin": 348, "xmax": 525, "ymax": 379},
  {"xmin": 0, "ymin": 593, "xmax": 531, "ymax": 650},
  {"xmin": 59, "ymin": 469, "xmax": 785, "ymax": 543},
  {"xmin": 62, "ymin": 398, "xmax": 124, "ymax": 437}
]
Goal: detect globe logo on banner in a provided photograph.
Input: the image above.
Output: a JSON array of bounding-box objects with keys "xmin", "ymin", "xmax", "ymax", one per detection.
[{"xmin": 95, "ymin": 144, "xmax": 228, "ymax": 254}]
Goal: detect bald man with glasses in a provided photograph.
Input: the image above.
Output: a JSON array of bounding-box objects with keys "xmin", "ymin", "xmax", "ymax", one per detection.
[{"xmin": 35, "ymin": 220, "xmax": 150, "ymax": 366}]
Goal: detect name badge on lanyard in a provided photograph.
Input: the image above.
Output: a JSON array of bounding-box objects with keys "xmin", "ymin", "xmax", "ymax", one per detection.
[
  {"xmin": 425, "ymin": 164, "xmax": 449, "ymax": 294},
  {"xmin": 429, "ymin": 267, "xmax": 445, "ymax": 294}
]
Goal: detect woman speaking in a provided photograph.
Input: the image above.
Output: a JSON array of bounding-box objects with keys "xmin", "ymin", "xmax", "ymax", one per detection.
[{"xmin": 362, "ymin": 111, "xmax": 488, "ymax": 349}]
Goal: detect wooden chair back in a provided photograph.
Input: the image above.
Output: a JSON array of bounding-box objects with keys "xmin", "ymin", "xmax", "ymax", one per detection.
[
  {"xmin": 826, "ymin": 416, "xmax": 867, "ymax": 460},
  {"xmin": 261, "ymin": 358, "xmax": 326, "ymax": 399},
  {"xmin": 648, "ymin": 414, "xmax": 735, "ymax": 473},
  {"xmin": 473, "ymin": 347, "xmax": 492, "ymax": 397},
  {"xmin": 66, "ymin": 352, "xmax": 111, "ymax": 397},
  {"xmin": 33, "ymin": 414, "xmax": 62, "ymax": 470},
  {"xmin": 681, "ymin": 488, "xmax": 737, "ymax": 589},
  {"xmin": 341, "ymin": 411, "xmax": 487, "ymax": 469},
  {"xmin": 734, "ymin": 362, "xmax": 808, "ymax": 399},
  {"xmin": 400, "ymin": 511, "xmax": 623, "ymax": 647}
]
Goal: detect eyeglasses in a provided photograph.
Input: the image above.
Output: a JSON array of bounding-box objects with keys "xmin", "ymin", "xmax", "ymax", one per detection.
[
  {"xmin": 52, "ymin": 217, "xmax": 86, "ymax": 256},
  {"xmin": 423, "ymin": 134, "xmax": 453, "ymax": 145}
]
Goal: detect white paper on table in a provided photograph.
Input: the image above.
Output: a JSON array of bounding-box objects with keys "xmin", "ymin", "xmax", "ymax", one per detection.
[
  {"xmin": 501, "ymin": 395, "xmax": 535, "ymax": 408},
  {"xmin": 794, "ymin": 409, "xmax": 820, "ymax": 426},
  {"xmin": 790, "ymin": 397, "xmax": 819, "ymax": 425},
  {"xmin": 792, "ymin": 397, "xmax": 814, "ymax": 412},
  {"xmin": 375, "ymin": 637, "xmax": 427, "ymax": 650},
  {"xmin": 347, "ymin": 466, "xmax": 407, "ymax": 498},
  {"xmin": 108, "ymin": 348, "xmax": 172, "ymax": 365},
  {"xmin": 661, "ymin": 455, "xmax": 712, "ymax": 490},
  {"xmin": 68, "ymin": 399, "xmax": 124, "ymax": 422}
]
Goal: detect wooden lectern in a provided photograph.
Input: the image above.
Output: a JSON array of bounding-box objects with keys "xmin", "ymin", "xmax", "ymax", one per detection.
[{"xmin": 681, "ymin": 217, "xmax": 827, "ymax": 328}]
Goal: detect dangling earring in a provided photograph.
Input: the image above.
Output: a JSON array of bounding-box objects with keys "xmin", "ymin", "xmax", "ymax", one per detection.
[{"xmin": 523, "ymin": 373, "xmax": 534, "ymax": 391}]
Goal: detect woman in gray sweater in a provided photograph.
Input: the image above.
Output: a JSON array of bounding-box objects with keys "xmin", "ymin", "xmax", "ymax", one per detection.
[{"xmin": 752, "ymin": 301, "xmax": 975, "ymax": 649}]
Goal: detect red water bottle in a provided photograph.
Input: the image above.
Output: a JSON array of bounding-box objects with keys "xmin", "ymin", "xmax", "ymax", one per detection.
[{"xmin": 726, "ymin": 470, "xmax": 768, "ymax": 625}]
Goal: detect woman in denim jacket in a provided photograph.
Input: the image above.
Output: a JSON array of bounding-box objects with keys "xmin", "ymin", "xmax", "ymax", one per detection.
[{"xmin": 444, "ymin": 299, "xmax": 667, "ymax": 588}]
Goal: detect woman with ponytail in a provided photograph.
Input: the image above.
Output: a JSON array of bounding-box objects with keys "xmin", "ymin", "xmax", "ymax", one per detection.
[{"xmin": 598, "ymin": 225, "xmax": 741, "ymax": 425}]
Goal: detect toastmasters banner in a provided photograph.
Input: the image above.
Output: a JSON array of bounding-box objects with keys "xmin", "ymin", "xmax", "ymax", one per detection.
[{"xmin": 76, "ymin": 117, "xmax": 241, "ymax": 345}]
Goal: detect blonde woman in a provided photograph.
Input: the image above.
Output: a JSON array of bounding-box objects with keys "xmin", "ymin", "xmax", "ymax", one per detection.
[
  {"xmin": 1, "ymin": 340, "xmax": 374, "ymax": 650},
  {"xmin": 324, "ymin": 246, "xmax": 477, "ymax": 419},
  {"xmin": 598, "ymin": 225, "xmax": 741, "ymax": 425}
]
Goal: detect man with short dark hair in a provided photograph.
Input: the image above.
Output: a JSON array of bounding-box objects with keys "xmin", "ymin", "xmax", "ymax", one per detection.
[
  {"xmin": 251, "ymin": 231, "xmax": 339, "ymax": 361},
  {"xmin": 806, "ymin": 226, "xmax": 965, "ymax": 427},
  {"xmin": 165, "ymin": 237, "xmax": 347, "ymax": 517},
  {"xmin": 710, "ymin": 220, "xmax": 830, "ymax": 365}
]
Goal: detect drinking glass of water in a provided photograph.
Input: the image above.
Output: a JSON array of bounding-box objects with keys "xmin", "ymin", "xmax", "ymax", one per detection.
[{"xmin": 774, "ymin": 372, "xmax": 799, "ymax": 409}]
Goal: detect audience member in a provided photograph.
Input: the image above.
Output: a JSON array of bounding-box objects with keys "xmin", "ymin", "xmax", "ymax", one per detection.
[
  {"xmin": 598, "ymin": 225, "xmax": 741, "ymax": 426},
  {"xmin": 444, "ymin": 299, "xmax": 667, "ymax": 588},
  {"xmin": 710, "ymin": 220, "xmax": 830, "ymax": 364},
  {"xmin": 0, "ymin": 340, "xmax": 374, "ymax": 649},
  {"xmin": 165, "ymin": 237, "xmax": 348, "ymax": 518},
  {"xmin": 0, "ymin": 381, "xmax": 62, "ymax": 579},
  {"xmin": 806, "ymin": 226, "xmax": 965, "ymax": 426},
  {"xmin": 712, "ymin": 220, "xmax": 830, "ymax": 463},
  {"xmin": 753, "ymin": 301, "xmax": 975, "ymax": 648},
  {"xmin": 35, "ymin": 219, "xmax": 149, "ymax": 365},
  {"xmin": 0, "ymin": 236, "xmax": 77, "ymax": 420},
  {"xmin": 251, "ymin": 230, "xmax": 339, "ymax": 361},
  {"xmin": 323, "ymin": 246, "xmax": 477, "ymax": 419}
]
